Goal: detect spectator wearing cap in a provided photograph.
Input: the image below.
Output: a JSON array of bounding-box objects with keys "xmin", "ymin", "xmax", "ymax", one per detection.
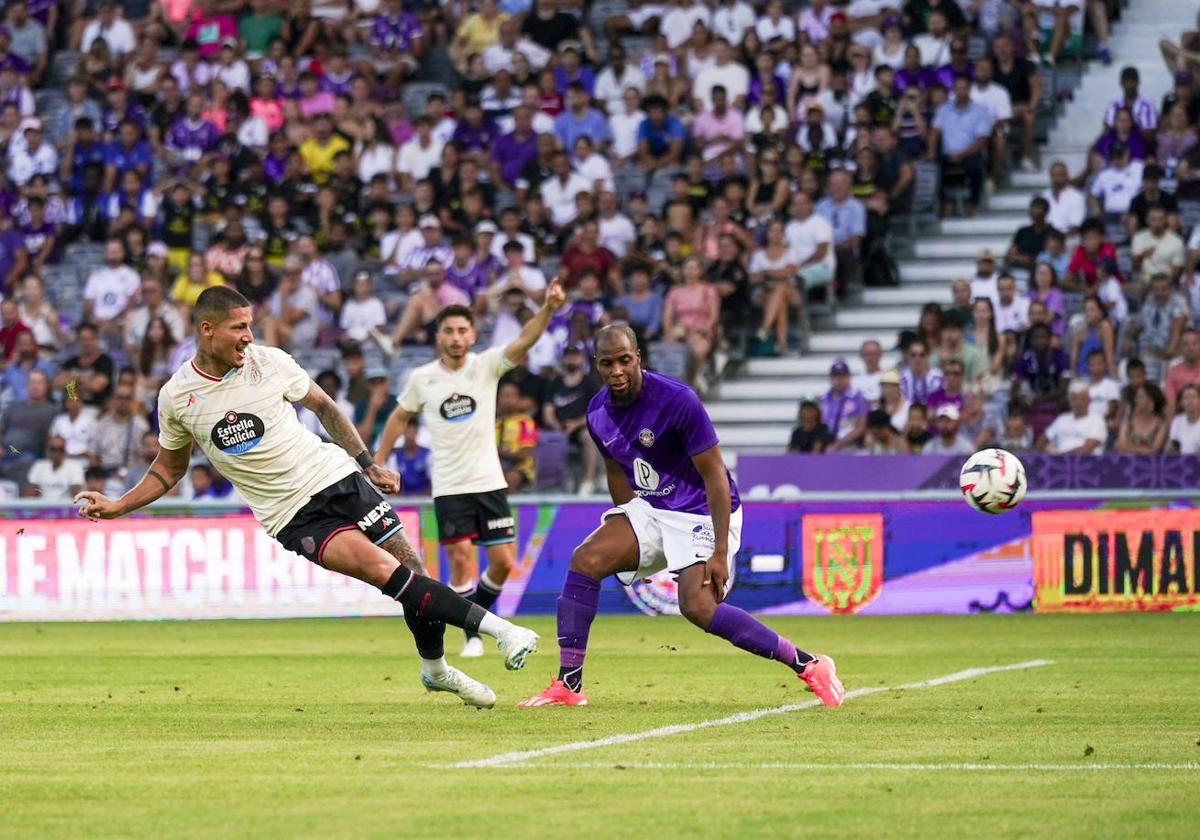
[
  {"xmin": 1127, "ymin": 274, "xmax": 1189, "ymax": 384},
  {"xmin": 922, "ymin": 404, "xmax": 973, "ymax": 455},
  {"xmin": 970, "ymin": 248, "xmax": 1000, "ymax": 308},
  {"xmin": 1043, "ymin": 381, "xmax": 1108, "ymax": 454},
  {"xmin": 820, "ymin": 359, "xmax": 870, "ymax": 450},
  {"xmin": 878, "ymin": 368, "xmax": 911, "ymax": 431},
  {"xmin": 1088, "ymin": 139, "xmax": 1144, "ymax": 219},
  {"xmin": 929, "ymin": 73, "xmax": 992, "ymax": 214},
  {"xmin": 7, "ymin": 117, "xmax": 56, "ymax": 185},
  {"xmin": 1105, "ymin": 66, "xmax": 1159, "ymax": 136},
  {"xmin": 1131, "ymin": 206, "xmax": 1184, "ymax": 291},
  {"xmin": 396, "ymin": 214, "xmax": 453, "ymax": 285}
]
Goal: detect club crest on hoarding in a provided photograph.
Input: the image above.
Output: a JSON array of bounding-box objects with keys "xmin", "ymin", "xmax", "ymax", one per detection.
[{"xmin": 801, "ymin": 514, "xmax": 884, "ymax": 614}]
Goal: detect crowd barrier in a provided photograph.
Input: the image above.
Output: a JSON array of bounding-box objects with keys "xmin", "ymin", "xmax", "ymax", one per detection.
[{"xmin": 2, "ymin": 493, "xmax": 1198, "ymax": 621}]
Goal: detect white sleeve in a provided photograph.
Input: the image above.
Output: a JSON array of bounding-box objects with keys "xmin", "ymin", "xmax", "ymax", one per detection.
[
  {"xmin": 482, "ymin": 346, "xmax": 516, "ymax": 379},
  {"xmin": 156, "ymin": 385, "xmax": 193, "ymax": 451},
  {"xmin": 263, "ymin": 346, "xmax": 313, "ymax": 402},
  {"xmin": 396, "ymin": 369, "xmax": 423, "ymax": 414}
]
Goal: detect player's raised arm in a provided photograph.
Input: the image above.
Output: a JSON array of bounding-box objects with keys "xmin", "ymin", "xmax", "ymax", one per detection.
[
  {"xmin": 691, "ymin": 443, "xmax": 733, "ymax": 601},
  {"xmin": 502, "ymin": 275, "xmax": 567, "ymax": 365},
  {"xmin": 298, "ymin": 379, "xmax": 402, "ymax": 495},
  {"xmin": 75, "ymin": 443, "xmax": 191, "ymax": 520}
]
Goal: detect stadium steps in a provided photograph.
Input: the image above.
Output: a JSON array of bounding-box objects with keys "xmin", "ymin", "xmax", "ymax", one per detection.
[{"xmin": 709, "ymin": 8, "xmax": 1188, "ymax": 454}]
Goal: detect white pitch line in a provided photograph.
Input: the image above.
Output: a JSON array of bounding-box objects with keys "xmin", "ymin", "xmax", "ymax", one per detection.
[
  {"xmin": 443, "ymin": 659, "xmax": 1055, "ymax": 769},
  {"xmin": 492, "ymin": 762, "xmax": 1200, "ymax": 772}
]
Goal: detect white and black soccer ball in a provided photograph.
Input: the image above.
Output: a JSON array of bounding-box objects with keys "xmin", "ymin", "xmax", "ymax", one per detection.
[{"xmin": 959, "ymin": 448, "xmax": 1027, "ymax": 514}]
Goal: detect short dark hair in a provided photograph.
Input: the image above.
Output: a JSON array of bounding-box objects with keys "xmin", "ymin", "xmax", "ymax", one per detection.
[
  {"xmin": 436, "ymin": 304, "xmax": 475, "ymax": 328},
  {"xmin": 193, "ymin": 286, "xmax": 251, "ymax": 329}
]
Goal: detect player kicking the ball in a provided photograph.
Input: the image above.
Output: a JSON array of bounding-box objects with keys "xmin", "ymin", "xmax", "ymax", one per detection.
[
  {"xmin": 518, "ymin": 325, "xmax": 845, "ymax": 708},
  {"xmin": 374, "ymin": 279, "xmax": 567, "ymax": 658},
  {"xmin": 75, "ymin": 287, "xmax": 538, "ymax": 709}
]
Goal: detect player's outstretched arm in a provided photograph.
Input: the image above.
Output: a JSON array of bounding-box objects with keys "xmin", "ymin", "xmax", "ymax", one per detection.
[
  {"xmin": 691, "ymin": 444, "xmax": 733, "ymax": 602},
  {"xmin": 502, "ymin": 275, "xmax": 567, "ymax": 365},
  {"xmin": 298, "ymin": 380, "xmax": 402, "ymax": 495},
  {"xmin": 74, "ymin": 444, "xmax": 191, "ymax": 520},
  {"xmin": 373, "ymin": 405, "xmax": 411, "ymax": 469}
]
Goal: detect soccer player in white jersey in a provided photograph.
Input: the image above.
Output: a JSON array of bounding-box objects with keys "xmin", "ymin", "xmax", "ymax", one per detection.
[
  {"xmin": 74, "ymin": 287, "xmax": 539, "ymax": 709},
  {"xmin": 375, "ymin": 278, "xmax": 568, "ymax": 657}
]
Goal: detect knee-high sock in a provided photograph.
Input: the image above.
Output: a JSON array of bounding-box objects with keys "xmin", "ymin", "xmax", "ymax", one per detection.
[
  {"xmin": 705, "ymin": 603, "xmax": 813, "ymax": 672},
  {"xmin": 557, "ymin": 570, "xmax": 600, "ymax": 691},
  {"xmin": 403, "ymin": 608, "xmax": 446, "ymax": 661},
  {"xmin": 467, "ymin": 570, "xmax": 502, "ymax": 614},
  {"xmin": 383, "ymin": 568, "xmax": 489, "ymax": 636}
]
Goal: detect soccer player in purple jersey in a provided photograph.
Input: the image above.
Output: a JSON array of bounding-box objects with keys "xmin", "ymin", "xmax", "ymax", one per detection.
[{"xmin": 518, "ymin": 325, "xmax": 845, "ymax": 708}]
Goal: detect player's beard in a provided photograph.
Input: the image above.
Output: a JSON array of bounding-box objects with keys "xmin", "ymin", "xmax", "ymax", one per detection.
[{"xmin": 608, "ymin": 378, "xmax": 641, "ymax": 406}]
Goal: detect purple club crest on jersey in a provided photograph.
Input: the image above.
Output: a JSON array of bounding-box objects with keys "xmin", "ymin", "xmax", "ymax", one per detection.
[{"xmin": 638, "ymin": 428, "xmax": 655, "ymax": 447}]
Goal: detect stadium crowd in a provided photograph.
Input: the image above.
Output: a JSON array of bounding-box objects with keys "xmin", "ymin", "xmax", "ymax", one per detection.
[{"xmin": 0, "ymin": 0, "xmax": 1148, "ymax": 502}]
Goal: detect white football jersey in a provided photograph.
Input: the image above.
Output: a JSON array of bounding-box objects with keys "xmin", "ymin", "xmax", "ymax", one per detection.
[
  {"xmin": 397, "ymin": 347, "xmax": 512, "ymax": 498},
  {"xmin": 157, "ymin": 344, "xmax": 358, "ymax": 536}
]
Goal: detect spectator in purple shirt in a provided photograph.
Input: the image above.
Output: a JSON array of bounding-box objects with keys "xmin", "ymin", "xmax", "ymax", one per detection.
[
  {"xmin": 552, "ymin": 42, "xmax": 595, "ymax": 95},
  {"xmin": 491, "ymin": 104, "xmax": 540, "ymax": 188},
  {"xmin": 101, "ymin": 77, "xmax": 147, "ymax": 137},
  {"xmin": 451, "ymin": 100, "xmax": 498, "ymax": 156},
  {"xmin": 819, "ymin": 359, "xmax": 870, "ymax": 451},
  {"xmin": 554, "ymin": 82, "xmax": 611, "ymax": 156},
  {"xmin": 444, "ymin": 235, "xmax": 493, "ymax": 298},
  {"xmin": 103, "ymin": 119, "xmax": 153, "ymax": 192},
  {"xmin": 370, "ymin": 0, "xmax": 425, "ymax": 80},
  {"xmin": 166, "ymin": 91, "xmax": 220, "ymax": 172},
  {"xmin": 18, "ymin": 196, "xmax": 56, "ymax": 269}
]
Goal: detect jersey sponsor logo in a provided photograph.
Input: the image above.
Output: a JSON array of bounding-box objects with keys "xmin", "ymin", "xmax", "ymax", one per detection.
[
  {"xmin": 632, "ymin": 457, "xmax": 659, "ymax": 491},
  {"xmin": 439, "ymin": 393, "xmax": 477, "ymax": 423},
  {"xmin": 210, "ymin": 411, "xmax": 266, "ymax": 455},
  {"xmin": 487, "ymin": 516, "xmax": 515, "ymax": 531},
  {"xmin": 638, "ymin": 428, "xmax": 655, "ymax": 447},
  {"xmin": 357, "ymin": 499, "xmax": 394, "ymax": 531}
]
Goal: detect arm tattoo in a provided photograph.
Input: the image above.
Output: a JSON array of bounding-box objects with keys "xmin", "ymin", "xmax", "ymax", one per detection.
[
  {"xmin": 315, "ymin": 396, "xmax": 371, "ymax": 460},
  {"xmin": 380, "ymin": 533, "xmax": 426, "ymax": 575},
  {"xmin": 147, "ymin": 470, "xmax": 171, "ymax": 493}
]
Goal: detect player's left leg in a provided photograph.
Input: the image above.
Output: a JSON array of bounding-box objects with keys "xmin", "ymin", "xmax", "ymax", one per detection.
[{"xmin": 675, "ymin": 566, "xmax": 844, "ymax": 707}]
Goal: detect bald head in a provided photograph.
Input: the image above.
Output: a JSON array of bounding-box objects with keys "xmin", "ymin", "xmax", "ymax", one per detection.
[{"xmin": 595, "ymin": 323, "xmax": 638, "ymax": 356}]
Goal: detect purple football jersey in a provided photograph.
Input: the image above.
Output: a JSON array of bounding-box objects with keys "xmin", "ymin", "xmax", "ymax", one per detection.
[{"xmin": 587, "ymin": 370, "xmax": 740, "ymax": 516}]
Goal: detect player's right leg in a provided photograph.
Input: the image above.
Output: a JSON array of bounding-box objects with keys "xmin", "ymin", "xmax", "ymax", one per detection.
[
  {"xmin": 517, "ymin": 513, "xmax": 640, "ymax": 708},
  {"xmin": 320, "ymin": 529, "xmax": 539, "ymax": 673}
]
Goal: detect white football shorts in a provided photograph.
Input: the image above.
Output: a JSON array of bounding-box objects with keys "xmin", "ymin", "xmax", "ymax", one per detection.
[{"xmin": 604, "ymin": 497, "xmax": 743, "ymax": 595}]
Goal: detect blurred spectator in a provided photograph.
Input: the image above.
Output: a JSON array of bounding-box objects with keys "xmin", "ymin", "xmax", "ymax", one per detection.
[
  {"xmin": 815, "ymin": 169, "xmax": 865, "ymax": 296},
  {"xmin": 1130, "ymin": 206, "xmax": 1184, "ymax": 292},
  {"xmin": 932, "ymin": 312, "xmax": 987, "ymax": 386},
  {"xmin": 1013, "ymin": 323, "xmax": 1070, "ymax": 437},
  {"xmin": 923, "ymin": 404, "xmax": 973, "ymax": 455},
  {"xmin": 1081, "ymin": 348, "xmax": 1121, "ymax": 421},
  {"xmin": 1125, "ymin": 274, "xmax": 1189, "ymax": 383},
  {"xmin": 384, "ymin": 417, "xmax": 433, "ymax": 496},
  {"xmin": 820, "ymin": 358, "xmax": 869, "ymax": 451},
  {"xmin": 787, "ymin": 399, "xmax": 833, "ymax": 454},
  {"xmin": 1041, "ymin": 161, "xmax": 1086, "ymax": 237},
  {"xmin": 1064, "ymin": 218, "xmax": 1118, "ymax": 294},
  {"xmin": 927, "ymin": 358, "xmax": 967, "ymax": 420},
  {"xmin": 862, "ymin": 408, "xmax": 909, "ymax": 454},
  {"xmin": 0, "ymin": 368, "xmax": 54, "ymax": 481},
  {"xmin": 959, "ymin": 391, "xmax": 998, "ymax": 449},
  {"xmin": 1165, "ymin": 329, "xmax": 1200, "ymax": 416},
  {"xmin": 125, "ymin": 276, "xmax": 185, "ymax": 357},
  {"xmin": 967, "ymin": 298, "xmax": 1003, "ymax": 377},
  {"xmin": 23, "ymin": 435, "xmax": 83, "ymax": 499},
  {"xmin": 49, "ymin": 391, "xmax": 97, "ymax": 462},
  {"xmin": 662, "ymin": 256, "xmax": 719, "ymax": 387},
  {"xmin": 1104, "ymin": 66, "xmax": 1158, "ymax": 134},
  {"xmin": 1, "ymin": 331, "xmax": 54, "ymax": 400},
  {"xmin": 900, "ymin": 338, "xmax": 944, "ymax": 405},
  {"xmin": 496, "ymin": 380, "xmax": 537, "ymax": 493},
  {"xmin": 970, "ymin": 249, "xmax": 1001, "ymax": 307},
  {"xmin": 185, "ymin": 462, "xmax": 232, "ymax": 501},
  {"xmin": 54, "ymin": 323, "xmax": 114, "ymax": 407},
  {"xmin": 1124, "ymin": 164, "xmax": 1179, "ymax": 238},
  {"xmin": 750, "ymin": 217, "xmax": 801, "ymax": 356},
  {"xmin": 902, "ymin": 402, "xmax": 933, "ymax": 452},
  {"xmin": 930, "ymin": 73, "xmax": 992, "ymax": 215},
  {"xmin": 1043, "ymin": 380, "xmax": 1108, "ymax": 455},
  {"xmin": 853, "ymin": 340, "xmax": 884, "ymax": 404},
  {"xmin": 1114, "ymin": 382, "xmax": 1168, "ymax": 453},
  {"xmin": 542, "ymin": 344, "xmax": 601, "ymax": 494},
  {"xmin": 122, "ymin": 431, "xmax": 172, "ymax": 494},
  {"xmin": 15, "ymin": 274, "xmax": 64, "ymax": 350},
  {"xmin": 1168, "ymin": 384, "xmax": 1200, "ymax": 454},
  {"xmin": 999, "ymin": 407, "xmax": 1033, "ymax": 451},
  {"xmin": 1088, "ymin": 140, "xmax": 1144, "ymax": 219},
  {"xmin": 354, "ymin": 365, "xmax": 397, "ymax": 451},
  {"xmin": 878, "ymin": 369, "xmax": 910, "ymax": 430},
  {"xmin": 1006, "ymin": 197, "xmax": 1052, "ymax": 272},
  {"xmin": 995, "ymin": 274, "xmax": 1031, "ymax": 335},
  {"xmin": 1069, "ymin": 295, "xmax": 1117, "ymax": 379},
  {"xmin": 83, "ymin": 237, "xmax": 140, "ymax": 332},
  {"xmin": 0, "ymin": 298, "xmax": 31, "ymax": 360},
  {"xmin": 89, "ymin": 382, "xmax": 149, "ymax": 477}
]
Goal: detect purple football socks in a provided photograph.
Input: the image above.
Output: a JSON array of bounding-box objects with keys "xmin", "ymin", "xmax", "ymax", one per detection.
[
  {"xmin": 557, "ymin": 570, "xmax": 600, "ymax": 692},
  {"xmin": 705, "ymin": 603, "xmax": 813, "ymax": 673}
]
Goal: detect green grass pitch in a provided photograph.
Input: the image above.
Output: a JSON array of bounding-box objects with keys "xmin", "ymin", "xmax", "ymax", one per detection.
[{"xmin": 1, "ymin": 613, "xmax": 1196, "ymax": 838}]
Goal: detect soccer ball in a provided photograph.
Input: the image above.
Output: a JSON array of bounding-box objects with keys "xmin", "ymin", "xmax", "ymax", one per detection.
[{"xmin": 959, "ymin": 448, "xmax": 1027, "ymax": 514}]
